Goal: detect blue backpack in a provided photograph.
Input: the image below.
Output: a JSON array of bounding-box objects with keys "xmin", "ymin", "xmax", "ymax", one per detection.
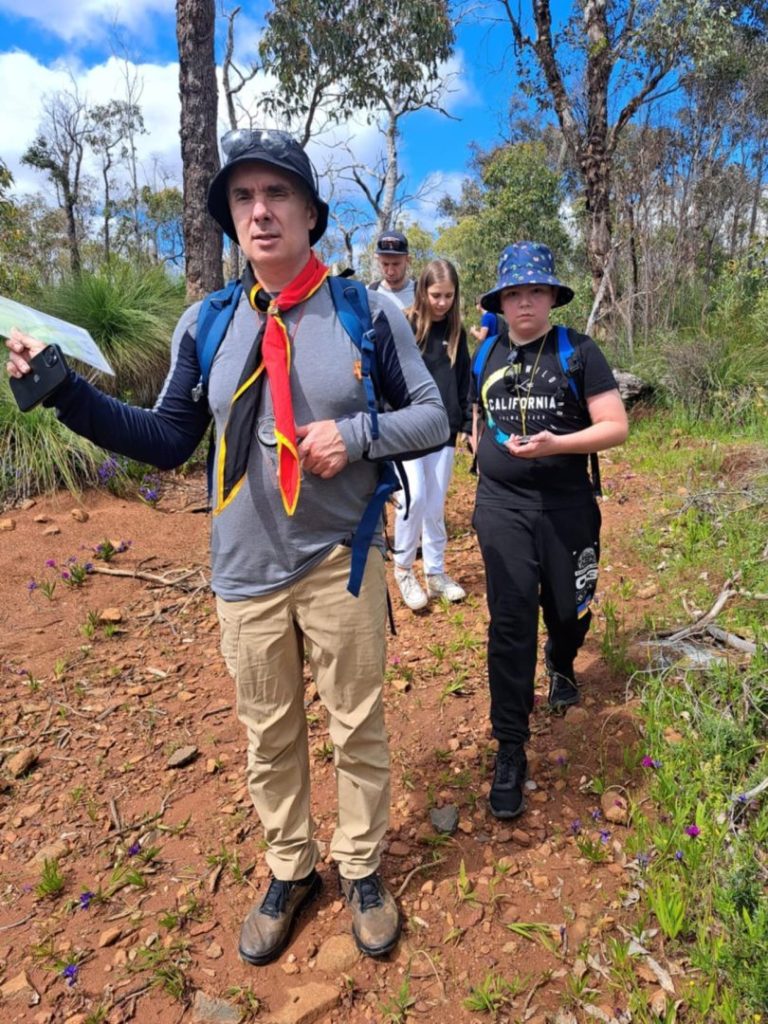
[
  {"xmin": 471, "ymin": 325, "xmax": 601, "ymax": 496},
  {"xmin": 193, "ymin": 276, "xmax": 405, "ymax": 597}
]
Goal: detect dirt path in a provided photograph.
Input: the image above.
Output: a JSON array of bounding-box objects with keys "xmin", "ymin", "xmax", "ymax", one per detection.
[{"xmin": 0, "ymin": 451, "xmax": 659, "ymax": 1024}]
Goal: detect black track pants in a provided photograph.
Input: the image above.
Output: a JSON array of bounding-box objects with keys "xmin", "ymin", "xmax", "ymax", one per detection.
[{"xmin": 473, "ymin": 502, "xmax": 601, "ymax": 746}]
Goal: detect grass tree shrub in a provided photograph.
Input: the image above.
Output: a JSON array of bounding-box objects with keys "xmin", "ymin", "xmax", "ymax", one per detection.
[
  {"xmin": 1, "ymin": 261, "xmax": 188, "ymax": 504},
  {"xmin": 33, "ymin": 261, "xmax": 186, "ymax": 407}
]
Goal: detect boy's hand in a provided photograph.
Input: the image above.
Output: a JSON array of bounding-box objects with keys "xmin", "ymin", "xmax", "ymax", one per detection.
[
  {"xmin": 504, "ymin": 431, "xmax": 557, "ymax": 457},
  {"xmin": 5, "ymin": 328, "xmax": 48, "ymax": 379}
]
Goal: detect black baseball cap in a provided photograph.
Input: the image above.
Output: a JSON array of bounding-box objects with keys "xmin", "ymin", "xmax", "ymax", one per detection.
[
  {"xmin": 374, "ymin": 230, "xmax": 409, "ymax": 255},
  {"xmin": 207, "ymin": 128, "xmax": 329, "ymax": 247}
]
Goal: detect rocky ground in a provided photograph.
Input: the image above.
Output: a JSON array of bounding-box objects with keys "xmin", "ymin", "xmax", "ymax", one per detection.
[{"xmin": 0, "ymin": 451, "xmax": 676, "ymax": 1024}]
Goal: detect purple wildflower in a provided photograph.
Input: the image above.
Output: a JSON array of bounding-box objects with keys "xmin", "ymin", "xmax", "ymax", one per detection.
[
  {"xmin": 127, "ymin": 841, "xmax": 141, "ymax": 857},
  {"xmin": 45, "ymin": 558, "xmax": 57, "ymax": 568},
  {"xmin": 62, "ymin": 963, "xmax": 78, "ymax": 986},
  {"xmin": 570, "ymin": 819, "xmax": 582, "ymax": 835},
  {"xmin": 685, "ymin": 825, "xmax": 701, "ymax": 838},
  {"xmin": 641, "ymin": 756, "xmax": 661, "ymax": 769},
  {"xmin": 60, "ymin": 571, "xmax": 70, "ymax": 581},
  {"xmin": 84, "ymin": 562, "xmax": 94, "ymax": 573},
  {"xmin": 674, "ymin": 850, "xmax": 684, "ymax": 861},
  {"xmin": 27, "ymin": 579, "xmax": 38, "ymax": 591},
  {"xmin": 636, "ymin": 851, "xmax": 651, "ymax": 869},
  {"xmin": 591, "ymin": 808, "xmax": 602, "ymax": 822},
  {"xmin": 78, "ymin": 891, "xmax": 94, "ymax": 910},
  {"xmin": 599, "ymin": 829, "xmax": 611, "ymax": 844}
]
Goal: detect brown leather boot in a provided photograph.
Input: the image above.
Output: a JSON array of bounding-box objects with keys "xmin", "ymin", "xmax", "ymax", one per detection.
[
  {"xmin": 239, "ymin": 870, "xmax": 321, "ymax": 965},
  {"xmin": 340, "ymin": 873, "xmax": 401, "ymax": 957}
]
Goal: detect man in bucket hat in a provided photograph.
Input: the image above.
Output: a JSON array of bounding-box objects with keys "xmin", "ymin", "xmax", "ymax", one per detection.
[
  {"xmin": 369, "ymin": 229, "xmax": 416, "ymax": 310},
  {"xmin": 6, "ymin": 128, "xmax": 448, "ymax": 965},
  {"xmin": 470, "ymin": 241, "xmax": 628, "ymax": 820}
]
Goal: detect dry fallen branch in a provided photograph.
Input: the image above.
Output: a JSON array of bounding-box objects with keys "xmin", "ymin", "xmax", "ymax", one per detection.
[{"xmin": 89, "ymin": 565, "xmax": 209, "ymax": 591}]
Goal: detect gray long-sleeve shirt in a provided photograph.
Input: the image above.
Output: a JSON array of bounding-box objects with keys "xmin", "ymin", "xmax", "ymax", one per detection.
[{"xmin": 50, "ymin": 281, "xmax": 449, "ymax": 599}]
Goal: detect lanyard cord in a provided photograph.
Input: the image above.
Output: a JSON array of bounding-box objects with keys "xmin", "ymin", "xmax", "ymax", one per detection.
[{"xmin": 511, "ymin": 335, "xmax": 546, "ymax": 437}]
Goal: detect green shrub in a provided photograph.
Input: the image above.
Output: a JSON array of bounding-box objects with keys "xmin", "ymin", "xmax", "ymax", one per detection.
[{"xmin": 32, "ymin": 261, "xmax": 186, "ymax": 407}]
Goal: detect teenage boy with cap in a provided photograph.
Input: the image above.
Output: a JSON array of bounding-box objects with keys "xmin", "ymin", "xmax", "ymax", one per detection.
[
  {"xmin": 5, "ymin": 128, "xmax": 448, "ymax": 965},
  {"xmin": 368, "ymin": 230, "xmax": 416, "ymax": 310},
  {"xmin": 470, "ymin": 241, "xmax": 628, "ymax": 820}
]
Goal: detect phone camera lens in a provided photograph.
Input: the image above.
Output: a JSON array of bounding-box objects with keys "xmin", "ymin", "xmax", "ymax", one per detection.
[{"xmin": 44, "ymin": 349, "xmax": 58, "ymax": 367}]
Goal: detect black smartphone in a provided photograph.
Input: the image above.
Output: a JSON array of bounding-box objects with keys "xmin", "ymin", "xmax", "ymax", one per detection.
[{"xmin": 9, "ymin": 344, "xmax": 69, "ymax": 412}]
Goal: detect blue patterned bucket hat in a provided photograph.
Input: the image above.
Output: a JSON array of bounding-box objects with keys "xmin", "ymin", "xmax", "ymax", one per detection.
[{"xmin": 480, "ymin": 241, "xmax": 574, "ymax": 314}]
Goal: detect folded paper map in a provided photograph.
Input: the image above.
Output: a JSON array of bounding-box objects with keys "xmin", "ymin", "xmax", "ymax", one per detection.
[{"xmin": 0, "ymin": 295, "xmax": 115, "ymax": 375}]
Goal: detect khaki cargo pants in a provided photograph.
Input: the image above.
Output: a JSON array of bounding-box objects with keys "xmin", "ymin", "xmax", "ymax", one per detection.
[{"xmin": 217, "ymin": 545, "xmax": 389, "ymax": 882}]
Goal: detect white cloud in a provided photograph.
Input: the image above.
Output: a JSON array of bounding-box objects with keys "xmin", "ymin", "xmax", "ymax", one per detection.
[
  {"xmin": 1, "ymin": 51, "xmax": 182, "ymax": 199},
  {"xmin": 0, "ymin": 0, "xmax": 172, "ymax": 44}
]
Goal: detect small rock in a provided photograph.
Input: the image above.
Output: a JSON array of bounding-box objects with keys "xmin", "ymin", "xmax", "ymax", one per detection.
[
  {"xmin": 648, "ymin": 987, "xmax": 668, "ymax": 1017},
  {"xmin": 511, "ymin": 829, "xmax": 531, "ymax": 847},
  {"xmin": 663, "ymin": 727, "xmax": 684, "ymax": 744},
  {"xmin": 191, "ymin": 990, "xmax": 242, "ymax": 1024},
  {"xmin": 430, "ymin": 805, "xmax": 459, "ymax": 834},
  {"xmin": 98, "ymin": 927, "xmax": 123, "ymax": 948},
  {"xmin": 531, "ymin": 873, "xmax": 549, "ymax": 891},
  {"xmin": 388, "ymin": 840, "xmax": 410, "ymax": 857},
  {"xmin": 0, "ymin": 518, "xmax": 16, "ymax": 531},
  {"xmin": 269, "ymin": 982, "xmax": 340, "ymax": 1024},
  {"xmin": 19, "ymin": 498, "xmax": 36, "ymax": 510},
  {"xmin": 282, "ymin": 961, "xmax": 300, "ymax": 974},
  {"xmin": 42, "ymin": 525, "xmax": 61, "ymax": 536},
  {"xmin": 177, "ymin": 690, "xmax": 196, "ymax": 702},
  {"xmin": 31, "ymin": 839, "xmax": 70, "ymax": 865},
  {"xmin": 457, "ymin": 819, "xmax": 473, "ymax": 834},
  {"xmin": 637, "ymin": 584, "xmax": 658, "ymax": 600},
  {"xmin": 70, "ymin": 508, "xmax": 89, "ymax": 522},
  {"xmin": 190, "ymin": 922, "xmax": 217, "ymax": 937},
  {"xmin": 0, "ymin": 970, "xmax": 39, "ymax": 1002},
  {"xmin": 600, "ymin": 789, "xmax": 628, "ymax": 824},
  {"xmin": 166, "ymin": 745, "xmax": 198, "ymax": 769},
  {"xmin": 6, "ymin": 747, "xmax": 39, "ymax": 778},
  {"xmin": 33, "ymin": 514, "xmax": 49, "ymax": 523},
  {"xmin": 316, "ymin": 934, "xmax": 360, "ymax": 974},
  {"xmin": 391, "ymin": 677, "xmax": 411, "ymax": 693},
  {"xmin": 564, "ymin": 706, "xmax": 589, "ymax": 725},
  {"xmin": 204, "ymin": 942, "xmax": 223, "ymax": 959},
  {"xmin": 99, "ymin": 607, "xmax": 123, "ymax": 623}
]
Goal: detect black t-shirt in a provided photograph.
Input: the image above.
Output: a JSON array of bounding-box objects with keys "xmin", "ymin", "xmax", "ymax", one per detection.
[
  {"xmin": 472, "ymin": 326, "xmax": 616, "ymax": 509},
  {"xmin": 416, "ymin": 321, "xmax": 472, "ymax": 441}
]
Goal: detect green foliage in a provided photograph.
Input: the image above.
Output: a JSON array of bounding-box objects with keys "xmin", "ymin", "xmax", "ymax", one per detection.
[
  {"xmin": 437, "ymin": 142, "xmax": 571, "ymax": 311},
  {"xmin": 34, "ymin": 262, "xmax": 185, "ymax": 407},
  {"xmin": 36, "ymin": 858, "xmax": 65, "ymax": 899},
  {"xmin": 463, "ymin": 971, "xmax": 521, "ymax": 1013}
]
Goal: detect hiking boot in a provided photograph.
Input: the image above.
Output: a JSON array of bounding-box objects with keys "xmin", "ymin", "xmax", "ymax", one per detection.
[
  {"xmin": 547, "ymin": 669, "xmax": 580, "ymax": 712},
  {"xmin": 426, "ymin": 572, "xmax": 466, "ymax": 602},
  {"xmin": 239, "ymin": 870, "xmax": 321, "ymax": 965},
  {"xmin": 340, "ymin": 872, "xmax": 401, "ymax": 957},
  {"xmin": 488, "ymin": 744, "xmax": 527, "ymax": 820},
  {"xmin": 394, "ymin": 567, "xmax": 428, "ymax": 611}
]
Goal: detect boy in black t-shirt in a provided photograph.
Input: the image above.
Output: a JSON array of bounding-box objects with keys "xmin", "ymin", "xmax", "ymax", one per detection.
[{"xmin": 470, "ymin": 241, "xmax": 628, "ymax": 820}]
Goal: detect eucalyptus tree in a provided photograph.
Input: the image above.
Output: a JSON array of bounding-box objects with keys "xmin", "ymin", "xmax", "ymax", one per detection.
[
  {"xmin": 176, "ymin": 0, "xmax": 223, "ymax": 299},
  {"xmin": 496, "ymin": 0, "xmax": 740, "ymax": 309}
]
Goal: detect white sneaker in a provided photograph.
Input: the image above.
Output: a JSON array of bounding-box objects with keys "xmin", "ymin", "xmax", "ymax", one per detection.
[
  {"xmin": 394, "ymin": 568, "xmax": 428, "ymax": 611},
  {"xmin": 426, "ymin": 572, "xmax": 466, "ymax": 602}
]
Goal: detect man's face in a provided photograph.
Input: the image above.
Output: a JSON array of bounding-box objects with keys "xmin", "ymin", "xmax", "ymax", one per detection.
[
  {"xmin": 227, "ymin": 162, "xmax": 317, "ymax": 286},
  {"xmin": 377, "ymin": 254, "xmax": 410, "ymax": 290}
]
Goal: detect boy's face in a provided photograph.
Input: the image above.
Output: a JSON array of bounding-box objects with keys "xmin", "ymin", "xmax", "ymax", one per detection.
[{"xmin": 501, "ymin": 284, "xmax": 557, "ymax": 344}]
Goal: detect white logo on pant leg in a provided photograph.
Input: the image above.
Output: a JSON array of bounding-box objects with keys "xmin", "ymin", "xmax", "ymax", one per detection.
[{"xmin": 575, "ymin": 546, "xmax": 598, "ymax": 610}]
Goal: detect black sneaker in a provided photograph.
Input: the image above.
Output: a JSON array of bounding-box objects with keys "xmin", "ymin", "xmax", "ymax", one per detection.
[
  {"xmin": 239, "ymin": 870, "xmax": 321, "ymax": 966},
  {"xmin": 488, "ymin": 744, "xmax": 527, "ymax": 819},
  {"xmin": 340, "ymin": 872, "xmax": 401, "ymax": 957},
  {"xmin": 547, "ymin": 669, "xmax": 580, "ymax": 712}
]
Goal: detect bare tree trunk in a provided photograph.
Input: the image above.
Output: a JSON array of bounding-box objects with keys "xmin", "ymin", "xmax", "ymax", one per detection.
[
  {"xmin": 377, "ymin": 106, "xmax": 399, "ymax": 234},
  {"xmin": 176, "ymin": 0, "xmax": 223, "ymax": 300}
]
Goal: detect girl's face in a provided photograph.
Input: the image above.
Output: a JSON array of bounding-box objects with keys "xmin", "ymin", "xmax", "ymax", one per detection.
[
  {"xmin": 426, "ymin": 281, "xmax": 455, "ymax": 321},
  {"xmin": 500, "ymin": 284, "xmax": 557, "ymax": 343}
]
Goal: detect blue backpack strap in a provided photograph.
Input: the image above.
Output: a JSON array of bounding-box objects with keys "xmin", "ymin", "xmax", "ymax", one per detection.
[
  {"xmin": 471, "ymin": 334, "xmax": 499, "ymax": 402},
  {"xmin": 555, "ymin": 324, "xmax": 581, "ymax": 401},
  {"xmin": 328, "ymin": 275, "xmax": 407, "ymax": 597},
  {"xmin": 328, "ymin": 276, "xmax": 380, "ymax": 439},
  {"xmin": 556, "ymin": 326, "xmax": 602, "ymax": 496},
  {"xmin": 193, "ymin": 280, "xmax": 243, "ymax": 400}
]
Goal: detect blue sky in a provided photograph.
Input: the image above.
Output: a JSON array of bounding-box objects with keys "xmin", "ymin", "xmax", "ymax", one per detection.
[{"xmin": 0, "ymin": 1, "xmax": 548, "ymax": 236}]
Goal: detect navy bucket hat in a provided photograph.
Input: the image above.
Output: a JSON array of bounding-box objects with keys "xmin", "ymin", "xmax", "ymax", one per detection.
[
  {"xmin": 207, "ymin": 128, "xmax": 329, "ymax": 247},
  {"xmin": 480, "ymin": 241, "xmax": 574, "ymax": 314}
]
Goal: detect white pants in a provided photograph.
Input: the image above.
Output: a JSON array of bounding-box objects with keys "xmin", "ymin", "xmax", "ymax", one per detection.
[{"xmin": 393, "ymin": 446, "xmax": 455, "ymax": 575}]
